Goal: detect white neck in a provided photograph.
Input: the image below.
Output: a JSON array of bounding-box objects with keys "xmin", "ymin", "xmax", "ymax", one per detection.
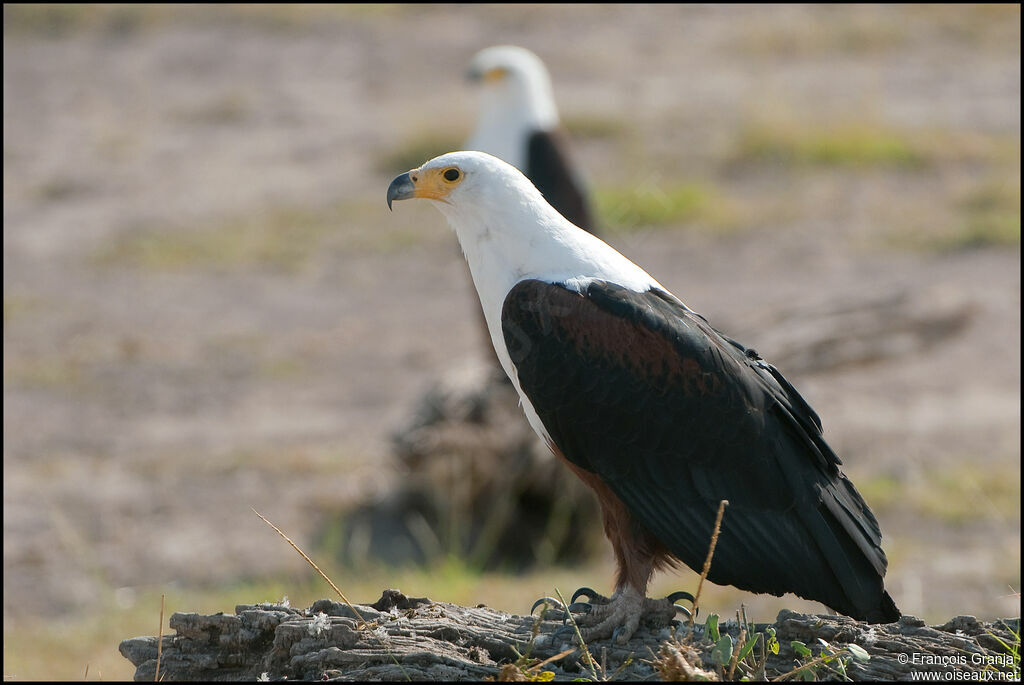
[
  {"xmin": 435, "ymin": 184, "xmax": 663, "ymax": 382},
  {"xmin": 416, "ymin": 150, "xmax": 674, "ymax": 447},
  {"xmin": 466, "ymin": 80, "xmax": 559, "ymax": 170}
]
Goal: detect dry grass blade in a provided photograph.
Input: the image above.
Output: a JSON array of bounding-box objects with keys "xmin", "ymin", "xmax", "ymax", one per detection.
[
  {"xmin": 253, "ymin": 509, "xmax": 416, "ymax": 681},
  {"xmin": 526, "ymin": 647, "xmax": 577, "ymax": 673},
  {"xmin": 690, "ymin": 499, "xmax": 729, "ymax": 627},
  {"xmin": 155, "ymin": 594, "xmax": 164, "ymax": 682},
  {"xmin": 554, "ymin": 588, "xmax": 600, "ymax": 680},
  {"xmin": 251, "ymin": 508, "xmax": 366, "ymax": 626},
  {"xmin": 771, "ymin": 652, "xmax": 837, "ymax": 682},
  {"xmin": 727, "ymin": 624, "xmax": 746, "ymax": 680},
  {"xmin": 653, "ymin": 639, "xmax": 719, "ymax": 681}
]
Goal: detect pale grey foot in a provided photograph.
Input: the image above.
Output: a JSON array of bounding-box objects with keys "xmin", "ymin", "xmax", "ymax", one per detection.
[{"xmin": 573, "ymin": 586, "xmax": 694, "ymax": 644}]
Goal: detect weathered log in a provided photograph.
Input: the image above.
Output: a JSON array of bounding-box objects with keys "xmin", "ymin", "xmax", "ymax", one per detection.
[{"xmin": 119, "ymin": 589, "xmax": 1018, "ymax": 681}]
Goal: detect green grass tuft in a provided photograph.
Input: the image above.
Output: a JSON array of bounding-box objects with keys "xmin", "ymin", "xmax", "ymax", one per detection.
[
  {"xmin": 2, "ymin": 4, "xmax": 405, "ymax": 38},
  {"xmin": 95, "ymin": 211, "xmax": 327, "ymax": 272},
  {"xmin": 596, "ymin": 181, "xmax": 741, "ymax": 233},
  {"xmin": 93, "ymin": 199, "xmax": 434, "ymax": 273},
  {"xmin": 855, "ymin": 473, "xmax": 904, "ymax": 512},
  {"xmin": 5, "ymin": 356, "xmax": 87, "ymax": 391},
  {"xmin": 733, "ymin": 118, "xmax": 1018, "ymax": 173},
  {"xmin": 915, "ymin": 465, "xmax": 1021, "ymax": 527},
  {"xmin": 735, "ymin": 5, "xmax": 1019, "ymax": 58},
  {"xmin": 173, "ymin": 91, "xmax": 251, "ymax": 126},
  {"xmin": 562, "ymin": 114, "xmax": 627, "ymax": 141},
  {"xmin": 857, "ymin": 464, "xmax": 1021, "ymax": 526},
  {"xmin": 3, "ymin": 294, "xmax": 42, "ymax": 324},
  {"xmin": 735, "ymin": 121, "xmax": 929, "ymax": 169},
  {"xmin": 738, "ymin": 12, "xmax": 908, "ymax": 57},
  {"xmin": 3, "ymin": 4, "xmax": 148, "ymax": 38},
  {"xmin": 882, "ymin": 179, "xmax": 1021, "ymax": 253},
  {"xmin": 951, "ymin": 214, "xmax": 1022, "ymax": 252},
  {"xmin": 953, "ymin": 181, "xmax": 1022, "ymax": 251}
]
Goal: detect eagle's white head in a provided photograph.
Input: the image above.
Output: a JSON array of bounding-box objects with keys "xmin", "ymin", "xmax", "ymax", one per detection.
[
  {"xmin": 386, "ymin": 151, "xmax": 661, "ymax": 328},
  {"xmin": 386, "ymin": 151, "xmax": 560, "ymax": 243},
  {"xmin": 465, "ymin": 46, "xmax": 560, "ymax": 168}
]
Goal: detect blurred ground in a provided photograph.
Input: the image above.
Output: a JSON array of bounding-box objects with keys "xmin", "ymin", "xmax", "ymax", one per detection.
[{"xmin": 2, "ymin": 4, "xmax": 1020, "ymax": 679}]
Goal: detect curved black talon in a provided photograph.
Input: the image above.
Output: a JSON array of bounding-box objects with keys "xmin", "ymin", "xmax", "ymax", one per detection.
[
  {"xmin": 667, "ymin": 590, "xmax": 695, "ymax": 620},
  {"xmin": 567, "ymin": 602, "xmax": 593, "ymax": 614},
  {"xmin": 611, "ymin": 625, "xmax": 626, "ymax": 644},
  {"xmin": 531, "ymin": 597, "xmax": 566, "ymax": 618},
  {"xmin": 672, "ymin": 604, "xmax": 692, "ymax": 620},
  {"xmin": 570, "ymin": 586, "xmax": 601, "ymax": 605},
  {"xmin": 666, "ymin": 590, "xmax": 695, "ymax": 605}
]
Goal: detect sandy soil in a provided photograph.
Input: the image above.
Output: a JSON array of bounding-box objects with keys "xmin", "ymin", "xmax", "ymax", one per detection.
[{"xmin": 3, "ymin": 5, "xmax": 1020, "ymax": 624}]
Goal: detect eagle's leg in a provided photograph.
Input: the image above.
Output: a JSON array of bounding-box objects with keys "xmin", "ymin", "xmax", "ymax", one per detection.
[
  {"xmin": 551, "ymin": 460, "xmax": 691, "ymax": 642},
  {"xmin": 571, "ymin": 477, "xmax": 692, "ymax": 643}
]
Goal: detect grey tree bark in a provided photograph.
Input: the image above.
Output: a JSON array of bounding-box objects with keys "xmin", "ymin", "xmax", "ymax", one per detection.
[{"xmin": 119, "ymin": 589, "xmax": 1018, "ymax": 681}]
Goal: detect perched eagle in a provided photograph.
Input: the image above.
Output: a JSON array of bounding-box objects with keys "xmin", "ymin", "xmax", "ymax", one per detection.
[
  {"xmin": 387, "ymin": 151, "xmax": 900, "ymax": 642},
  {"xmin": 465, "ymin": 45, "xmax": 594, "ymax": 233}
]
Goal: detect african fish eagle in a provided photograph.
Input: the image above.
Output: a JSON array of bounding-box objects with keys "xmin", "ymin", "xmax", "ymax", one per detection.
[
  {"xmin": 465, "ymin": 45, "xmax": 594, "ymax": 232},
  {"xmin": 387, "ymin": 151, "xmax": 900, "ymax": 643}
]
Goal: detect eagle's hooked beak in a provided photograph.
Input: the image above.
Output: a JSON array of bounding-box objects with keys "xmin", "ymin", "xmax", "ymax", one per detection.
[{"xmin": 386, "ymin": 172, "xmax": 415, "ymax": 210}]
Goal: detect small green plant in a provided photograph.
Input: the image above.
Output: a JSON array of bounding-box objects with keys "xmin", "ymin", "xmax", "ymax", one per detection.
[
  {"xmin": 776, "ymin": 638, "xmax": 870, "ymax": 682},
  {"xmin": 495, "ymin": 645, "xmax": 573, "ymax": 682},
  {"xmin": 700, "ymin": 611, "xmax": 776, "ymax": 681},
  {"xmin": 596, "ymin": 182, "xmax": 739, "ymax": 233},
  {"xmin": 735, "ymin": 121, "xmax": 929, "ymax": 170},
  {"xmin": 3, "ymin": 294, "xmax": 41, "ymax": 324},
  {"xmin": 710, "ymin": 632, "xmax": 734, "ymax": 670},
  {"xmin": 94, "ymin": 198, "xmax": 433, "ymax": 273},
  {"xmin": 658, "ymin": 604, "xmax": 874, "ymax": 682},
  {"xmin": 562, "ymin": 114, "xmax": 627, "ymax": 141},
  {"xmin": 984, "ymin": 622, "xmax": 1021, "ymax": 680}
]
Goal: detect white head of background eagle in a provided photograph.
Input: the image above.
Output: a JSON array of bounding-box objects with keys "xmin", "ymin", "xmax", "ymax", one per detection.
[{"xmin": 465, "ymin": 46, "xmax": 560, "ymax": 169}]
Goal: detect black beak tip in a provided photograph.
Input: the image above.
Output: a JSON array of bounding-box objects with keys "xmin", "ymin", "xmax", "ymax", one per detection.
[{"xmin": 386, "ymin": 171, "xmax": 415, "ymax": 211}]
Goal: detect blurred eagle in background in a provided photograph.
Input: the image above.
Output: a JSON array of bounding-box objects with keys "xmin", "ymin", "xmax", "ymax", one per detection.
[{"xmin": 466, "ymin": 45, "xmax": 595, "ymax": 234}]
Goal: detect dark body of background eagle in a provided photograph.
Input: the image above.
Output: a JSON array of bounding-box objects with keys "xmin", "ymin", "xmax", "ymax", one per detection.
[{"xmin": 465, "ymin": 45, "xmax": 595, "ymax": 234}]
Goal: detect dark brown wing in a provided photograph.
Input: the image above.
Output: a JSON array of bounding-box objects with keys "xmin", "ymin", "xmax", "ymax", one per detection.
[{"xmin": 501, "ymin": 279, "xmax": 899, "ymax": 623}]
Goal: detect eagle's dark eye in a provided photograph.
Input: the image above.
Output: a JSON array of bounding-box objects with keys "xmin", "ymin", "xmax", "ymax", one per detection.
[{"xmin": 443, "ymin": 168, "xmax": 460, "ymax": 182}]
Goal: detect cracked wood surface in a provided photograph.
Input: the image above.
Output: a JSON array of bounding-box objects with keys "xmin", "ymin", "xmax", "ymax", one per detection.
[{"xmin": 119, "ymin": 589, "xmax": 1019, "ymax": 681}]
